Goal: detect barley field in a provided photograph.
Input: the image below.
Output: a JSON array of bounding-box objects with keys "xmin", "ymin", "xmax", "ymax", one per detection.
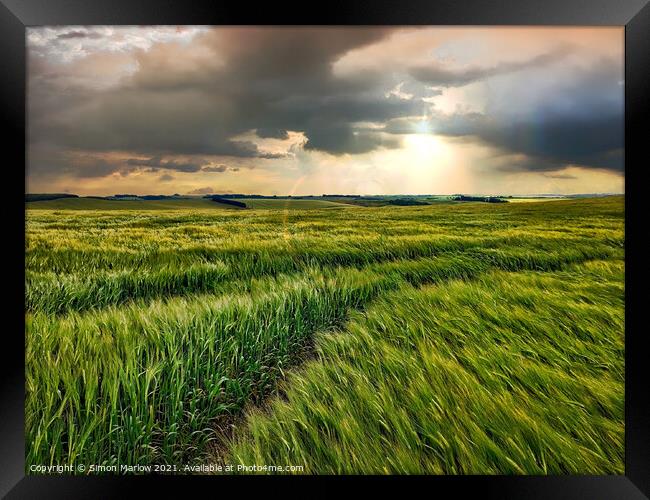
[{"xmin": 25, "ymin": 196, "xmax": 625, "ymax": 474}]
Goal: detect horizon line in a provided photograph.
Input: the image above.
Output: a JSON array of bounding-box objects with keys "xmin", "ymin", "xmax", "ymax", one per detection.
[{"xmin": 26, "ymin": 192, "xmax": 625, "ymax": 198}]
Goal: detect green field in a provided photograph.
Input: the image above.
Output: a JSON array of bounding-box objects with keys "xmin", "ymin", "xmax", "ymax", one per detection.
[
  {"xmin": 26, "ymin": 197, "xmax": 240, "ymax": 211},
  {"xmin": 238, "ymin": 198, "xmax": 352, "ymax": 209},
  {"xmin": 25, "ymin": 196, "xmax": 625, "ymax": 474},
  {"xmin": 505, "ymin": 197, "xmax": 567, "ymax": 203},
  {"xmin": 26, "ymin": 197, "xmax": 352, "ymax": 211}
]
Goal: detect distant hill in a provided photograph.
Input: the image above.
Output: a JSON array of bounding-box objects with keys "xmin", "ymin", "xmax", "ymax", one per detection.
[
  {"xmin": 107, "ymin": 194, "xmax": 190, "ymax": 201},
  {"xmin": 26, "ymin": 192, "xmax": 619, "ymax": 210},
  {"xmin": 26, "ymin": 197, "xmax": 242, "ymax": 211},
  {"xmin": 26, "ymin": 193, "xmax": 78, "ymax": 202},
  {"xmin": 386, "ymin": 198, "xmax": 430, "ymax": 206}
]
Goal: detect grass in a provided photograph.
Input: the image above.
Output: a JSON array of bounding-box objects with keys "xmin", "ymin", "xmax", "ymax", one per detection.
[
  {"xmin": 26, "ymin": 197, "xmax": 355, "ymax": 211},
  {"xmin": 228, "ymin": 260, "xmax": 624, "ymax": 474},
  {"xmin": 25, "ymin": 196, "xmax": 624, "ymax": 473},
  {"xmin": 505, "ymin": 197, "xmax": 567, "ymax": 203},
  {"xmin": 240, "ymin": 199, "xmax": 352, "ymax": 209}
]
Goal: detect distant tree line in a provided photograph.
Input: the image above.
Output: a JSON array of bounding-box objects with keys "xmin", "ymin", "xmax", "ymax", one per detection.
[
  {"xmin": 452, "ymin": 195, "xmax": 507, "ymax": 203},
  {"xmin": 214, "ymin": 194, "xmax": 267, "ymax": 199},
  {"xmin": 216, "ymin": 194, "xmax": 365, "ymax": 199},
  {"xmin": 111, "ymin": 194, "xmax": 185, "ymax": 200},
  {"xmin": 204, "ymin": 195, "xmax": 247, "ymax": 207},
  {"xmin": 26, "ymin": 193, "xmax": 78, "ymax": 202},
  {"xmin": 386, "ymin": 198, "xmax": 429, "ymax": 206}
]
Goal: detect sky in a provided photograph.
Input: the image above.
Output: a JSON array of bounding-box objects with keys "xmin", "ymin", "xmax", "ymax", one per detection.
[{"xmin": 27, "ymin": 26, "xmax": 624, "ymax": 196}]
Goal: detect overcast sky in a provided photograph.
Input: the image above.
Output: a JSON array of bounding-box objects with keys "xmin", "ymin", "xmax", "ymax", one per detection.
[{"xmin": 27, "ymin": 26, "xmax": 624, "ymax": 196}]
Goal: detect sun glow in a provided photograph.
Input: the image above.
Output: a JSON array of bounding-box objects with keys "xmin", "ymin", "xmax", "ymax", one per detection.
[
  {"xmin": 386, "ymin": 133, "xmax": 466, "ymax": 194},
  {"xmin": 404, "ymin": 133, "xmax": 444, "ymax": 158}
]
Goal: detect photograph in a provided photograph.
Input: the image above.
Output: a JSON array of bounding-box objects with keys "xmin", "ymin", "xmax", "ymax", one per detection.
[{"xmin": 24, "ymin": 25, "xmax": 626, "ymax": 476}]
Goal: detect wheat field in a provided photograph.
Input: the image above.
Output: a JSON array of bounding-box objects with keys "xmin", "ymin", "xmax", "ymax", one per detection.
[{"xmin": 25, "ymin": 196, "xmax": 624, "ymax": 474}]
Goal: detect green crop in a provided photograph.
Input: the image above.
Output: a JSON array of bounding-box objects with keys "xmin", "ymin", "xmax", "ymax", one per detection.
[
  {"xmin": 228, "ymin": 260, "xmax": 624, "ymax": 474},
  {"xmin": 25, "ymin": 196, "xmax": 624, "ymax": 473}
]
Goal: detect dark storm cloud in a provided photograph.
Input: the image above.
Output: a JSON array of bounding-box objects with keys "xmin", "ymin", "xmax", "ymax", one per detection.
[
  {"xmin": 303, "ymin": 124, "xmax": 401, "ymax": 155},
  {"xmin": 28, "ymin": 27, "xmax": 417, "ymax": 162},
  {"xmin": 31, "ymin": 154, "xmax": 223, "ymax": 180},
  {"xmin": 440, "ymin": 113, "xmax": 622, "ymax": 171},
  {"xmin": 28, "ymin": 27, "xmax": 623, "ymax": 182},
  {"xmin": 125, "ymin": 156, "xmax": 207, "ymax": 172},
  {"xmin": 389, "ymin": 57, "xmax": 623, "ymax": 173},
  {"xmin": 397, "ymin": 110, "xmax": 623, "ymax": 173},
  {"xmin": 408, "ymin": 46, "xmax": 571, "ymax": 88},
  {"xmin": 259, "ymin": 92, "xmax": 425, "ymax": 155},
  {"xmin": 28, "ymin": 152, "xmax": 132, "ymax": 179},
  {"xmin": 75, "ymin": 158, "xmax": 122, "ymax": 178}
]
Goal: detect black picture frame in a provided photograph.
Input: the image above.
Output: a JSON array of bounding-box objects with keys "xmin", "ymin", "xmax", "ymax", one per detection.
[{"xmin": 2, "ymin": 1, "xmax": 648, "ymax": 497}]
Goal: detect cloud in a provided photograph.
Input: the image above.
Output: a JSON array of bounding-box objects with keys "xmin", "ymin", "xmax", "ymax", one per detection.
[
  {"xmin": 303, "ymin": 125, "xmax": 401, "ymax": 155},
  {"xmin": 28, "ymin": 26, "xmax": 209, "ymax": 63},
  {"xmin": 28, "ymin": 27, "xmax": 417, "ymax": 161},
  {"xmin": 387, "ymin": 56, "xmax": 623, "ymax": 173},
  {"xmin": 76, "ymin": 158, "xmax": 121, "ymax": 178},
  {"xmin": 200, "ymin": 163, "xmax": 244, "ymax": 173},
  {"xmin": 57, "ymin": 30, "xmax": 103, "ymax": 40},
  {"xmin": 201, "ymin": 164, "xmax": 228, "ymax": 172},
  {"xmin": 409, "ymin": 46, "xmax": 571, "ymax": 88},
  {"xmin": 544, "ymin": 172, "xmax": 578, "ymax": 180},
  {"xmin": 387, "ymin": 81, "xmax": 443, "ymax": 100},
  {"xmin": 159, "ymin": 174, "xmax": 175, "ymax": 182},
  {"xmin": 256, "ymin": 128, "xmax": 289, "ymax": 140},
  {"xmin": 27, "ymin": 150, "xmax": 129, "ymax": 179},
  {"xmin": 26, "ymin": 26, "xmax": 624, "ymax": 191},
  {"xmin": 125, "ymin": 156, "xmax": 206, "ymax": 172},
  {"xmin": 187, "ymin": 186, "xmax": 214, "ymax": 194}
]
